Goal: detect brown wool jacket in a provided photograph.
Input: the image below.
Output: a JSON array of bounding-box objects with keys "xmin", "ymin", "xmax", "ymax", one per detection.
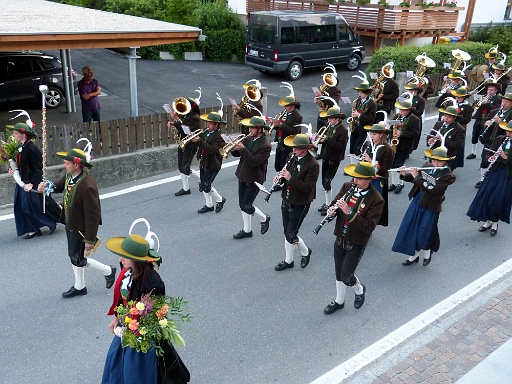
[
  {"xmin": 319, "ymin": 122, "xmax": 348, "ymax": 162},
  {"xmin": 54, "ymin": 171, "xmax": 102, "ymax": 245},
  {"xmin": 232, "ymin": 135, "xmax": 272, "ymax": 184},
  {"xmin": 428, "ymin": 121, "xmax": 465, "ymax": 157},
  {"xmin": 331, "ymin": 182, "xmax": 384, "ymax": 246},
  {"xmin": 173, "ymin": 112, "xmax": 201, "ymax": 139},
  {"xmin": 281, "ymin": 152, "xmax": 319, "ymax": 205},
  {"xmin": 197, "ymin": 128, "xmax": 226, "ymax": 171}
]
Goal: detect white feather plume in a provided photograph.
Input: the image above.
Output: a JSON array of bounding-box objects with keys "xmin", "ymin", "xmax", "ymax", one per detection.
[
  {"xmin": 280, "ymin": 82, "xmax": 295, "ymax": 97},
  {"xmin": 9, "ymin": 109, "xmax": 34, "ymax": 128},
  {"xmin": 194, "ymin": 87, "xmax": 202, "ymax": 105},
  {"xmin": 295, "ymin": 123, "xmax": 313, "ymax": 138},
  {"xmin": 324, "ymin": 63, "xmax": 337, "ymax": 78},
  {"xmin": 246, "ymin": 79, "xmax": 261, "ymax": 89},
  {"xmin": 319, "ymin": 96, "xmax": 339, "ymax": 109},
  {"xmin": 76, "ymin": 138, "xmax": 93, "ymax": 163},
  {"xmin": 246, "ymin": 104, "xmax": 263, "ymax": 117},
  {"xmin": 128, "ymin": 218, "xmax": 159, "ymax": 251},
  {"xmin": 216, "ymin": 93, "xmax": 224, "ymax": 118},
  {"xmin": 352, "ymin": 70, "xmax": 368, "ymax": 84},
  {"xmin": 442, "ymin": 97, "xmax": 458, "ymax": 108},
  {"xmin": 461, "ymin": 61, "xmax": 472, "ymax": 73}
]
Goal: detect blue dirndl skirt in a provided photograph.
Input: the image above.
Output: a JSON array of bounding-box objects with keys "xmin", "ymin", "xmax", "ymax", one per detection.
[
  {"xmin": 13, "ymin": 184, "xmax": 56, "ymax": 236},
  {"xmin": 467, "ymin": 163, "xmax": 512, "ymax": 224},
  {"xmin": 392, "ymin": 191, "xmax": 440, "ymax": 256}
]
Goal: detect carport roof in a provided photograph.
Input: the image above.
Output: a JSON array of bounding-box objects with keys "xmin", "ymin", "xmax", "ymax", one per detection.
[{"xmin": 0, "ymin": 0, "xmax": 202, "ymax": 51}]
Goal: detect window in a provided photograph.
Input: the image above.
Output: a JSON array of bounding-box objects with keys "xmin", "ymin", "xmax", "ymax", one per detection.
[
  {"xmin": 505, "ymin": 0, "xmax": 512, "ymax": 19},
  {"xmin": 6, "ymin": 59, "xmax": 33, "ymax": 75},
  {"xmin": 248, "ymin": 25, "xmax": 275, "ymax": 44}
]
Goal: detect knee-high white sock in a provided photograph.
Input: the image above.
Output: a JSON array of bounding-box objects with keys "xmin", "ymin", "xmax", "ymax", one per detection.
[
  {"xmin": 180, "ymin": 173, "xmax": 190, "ymax": 191},
  {"xmin": 190, "ymin": 169, "xmax": 200, "ymax": 181},
  {"xmin": 324, "ymin": 189, "xmax": 332, "ymax": 206},
  {"xmin": 203, "ymin": 191, "xmax": 213, "ymax": 207},
  {"xmin": 87, "ymin": 258, "xmax": 112, "ymax": 275},
  {"xmin": 241, "ymin": 211, "xmax": 252, "ymax": 232},
  {"xmin": 422, "ymin": 249, "xmax": 431, "ymax": 261},
  {"xmin": 480, "ymin": 167, "xmax": 487, "ymax": 181},
  {"xmin": 335, "ymin": 281, "xmax": 347, "ymax": 305},
  {"xmin": 253, "ymin": 206, "xmax": 266, "ymax": 222},
  {"xmin": 408, "ymin": 253, "xmax": 420, "ymax": 262},
  {"xmin": 390, "ymin": 171, "xmax": 397, "ymax": 186},
  {"xmin": 210, "ymin": 187, "xmax": 222, "ymax": 203},
  {"xmin": 472, "ymin": 143, "xmax": 478, "ymax": 155},
  {"xmin": 72, "ymin": 265, "xmax": 86, "ymax": 290},
  {"xmin": 297, "ymin": 236, "xmax": 308, "ymax": 256},
  {"xmin": 491, "ymin": 221, "xmax": 498, "ymax": 230},
  {"xmin": 349, "ymin": 156, "xmax": 356, "ymax": 164},
  {"xmin": 483, "ymin": 220, "xmax": 492, "ymax": 228},
  {"xmin": 285, "ymin": 239, "xmax": 294, "ymax": 263},
  {"xmin": 354, "ymin": 276, "xmax": 364, "ymax": 295}
]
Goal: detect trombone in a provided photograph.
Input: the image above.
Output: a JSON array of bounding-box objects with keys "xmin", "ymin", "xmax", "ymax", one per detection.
[{"xmin": 219, "ymin": 134, "xmax": 247, "ymax": 158}]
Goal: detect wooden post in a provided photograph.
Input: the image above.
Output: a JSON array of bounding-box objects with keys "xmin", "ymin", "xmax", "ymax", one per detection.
[{"xmin": 462, "ymin": 0, "xmax": 476, "ymax": 42}]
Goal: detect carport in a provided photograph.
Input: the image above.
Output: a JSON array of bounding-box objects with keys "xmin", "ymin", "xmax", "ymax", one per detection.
[{"xmin": 0, "ymin": 0, "xmax": 203, "ymax": 117}]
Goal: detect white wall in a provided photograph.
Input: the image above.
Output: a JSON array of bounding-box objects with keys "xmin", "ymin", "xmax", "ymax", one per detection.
[{"xmin": 228, "ymin": 0, "xmax": 246, "ymax": 15}]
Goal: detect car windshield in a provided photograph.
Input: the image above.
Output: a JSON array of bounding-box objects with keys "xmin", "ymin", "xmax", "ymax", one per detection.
[{"xmin": 248, "ymin": 25, "xmax": 275, "ymax": 44}]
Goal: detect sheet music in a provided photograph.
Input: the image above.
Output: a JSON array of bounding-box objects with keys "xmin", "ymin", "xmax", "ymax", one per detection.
[
  {"xmin": 370, "ymin": 72, "xmax": 378, "ymax": 80},
  {"xmin": 311, "ymin": 86, "xmax": 320, "ymax": 94},
  {"xmin": 443, "ymin": 62, "xmax": 451, "ymax": 69},
  {"xmin": 229, "ymin": 98, "xmax": 238, "ymax": 107},
  {"xmin": 406, "ymin": 70, "xmax": 414, "ymax": 78},
  {"xmin": 182, "ymin": 125, "xmax": 191, "ymax": 135},
  {"xmin": 341, "ymin": 96, "xmax": 351, "ymax": 104},
  {"xmin": 421, "ymin": 171, "xmax": 436, "ymax": 188},
  {"xmin": 162, "ymin": 104, "xmax": 171, "ymax": 113},
  {"xmin": 387, "ymin": 120, "xmax": 402, "ymax": 125},
  {"xmin": 254, "ymin": 181, "xmax": 271, "ymax": 195}
]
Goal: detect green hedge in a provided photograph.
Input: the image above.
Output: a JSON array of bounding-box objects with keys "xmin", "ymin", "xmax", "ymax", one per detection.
[{"xmin": 367, "ymin": 42, "xmax": 499, "ymax": 76}]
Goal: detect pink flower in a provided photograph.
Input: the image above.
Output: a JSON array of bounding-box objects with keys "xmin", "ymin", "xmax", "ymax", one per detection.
[{"xmin": 128, "ymin": 319, "xmax": 139, "ymax": 331}]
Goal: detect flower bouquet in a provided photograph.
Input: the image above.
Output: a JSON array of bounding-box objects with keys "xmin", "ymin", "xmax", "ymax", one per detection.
[
  {"xmin": 114, "ymin": 293, "xmax": 191, "ymax": 356},
  {"xmin": 0, "ymin": 135, "xmax": 25, "ymax": 187}
]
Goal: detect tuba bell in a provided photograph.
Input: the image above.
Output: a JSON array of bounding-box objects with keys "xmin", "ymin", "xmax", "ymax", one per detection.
[
  {"xmin": 414, "ymin": 52, "xmax": 436, "ymax": 77},
  {"xmin": 172, "ymin": 97, "xmax": 191, "ymax": 115},
  {"xmin": 245, "ymin": 85, "xmax": 261, "ymax": 102},
  {"xmin": 450, "ymin": 49, "xmax": 471, "ymax": 73}
]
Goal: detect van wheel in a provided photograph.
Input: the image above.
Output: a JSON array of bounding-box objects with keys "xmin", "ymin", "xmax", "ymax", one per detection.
[
  {"xmin": 346, "ymin": 54, "xmax": 361, "ymax": 71},
  {"xmin": 286, "ymin": 61, "xmax": 303, "ymax": 80}
]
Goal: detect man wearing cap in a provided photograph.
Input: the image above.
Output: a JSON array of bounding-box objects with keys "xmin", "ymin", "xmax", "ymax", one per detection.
[
  {"xmin": 474, "ymin": 93, "xmax": 512, "ymax": 187},
  {"xmin": 274, "ymin": 134, "xmax": 319, "ymax": 271},
  {"xmin": 427, "ymin": 105, "xmax": 465, "ymax": 171},
  {"xmin": 192, "ymin": 111, "xmax": 227, "ymax": 213},
  {"xmin": 323, "ymin": 162, "xmax": 384, "ymax": 315},
  {"xmin": 492, "ymin": 62, "xmax": 510, "ymax": 93},
  {"xmin": 39, "ymin": 146, "xmax": 115, "ymax": 298},
  {"xmin": 230, "ymin": 116, "xmax": 272, "ymax": 239},
  {"xmin": 388, "ymin": 98, "xmax": 420, "ymax": 194},
  {"xmin": 435, "ymin": 70, "xmax": 465, "ymax": 115},
  {"xmin": 393, "ymin": 147, "xmax": 455, "ymax": 266},
  {"xmin": 272, "ymin": 93, "xmax": 302, "ymax": 180},
  {"xmin": 233, "ymin": 80, "xmax": 264, "ymax": 135},
  {"xmin": 168, "ymin": 96, "xmax": 201, "ymax": 196},
  {"xmin": 316, "ymin": 106, "xmax": 348, "ymax": 216},
  {"xmin": 467, "ymin": 82, "xmax": 502, "ymax": 160},
  {"xmin": 350, "ymin": 82, "xmax": 377, "ymax": 157}
]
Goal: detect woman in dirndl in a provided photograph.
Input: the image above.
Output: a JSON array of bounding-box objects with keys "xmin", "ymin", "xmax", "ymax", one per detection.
[
  {"xmin": 392, "ymin": 147, "xmax": 456, "ymax": 266},
  {"xmin": 102, "ymin": 219, "xmax": 189, "ymax": 384},
  {"xmin": 467, "ymin": 120, "xmax": 512, "ymax": 236},
  {"xmin": 8, "ymin": 121, "xmax": 57, "ymax": 239}
]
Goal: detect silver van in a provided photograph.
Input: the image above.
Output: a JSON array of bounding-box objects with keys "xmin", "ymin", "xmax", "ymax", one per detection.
[{"xmin": 245, "ymin": 10, "xmax": 365, "ymax": 80}]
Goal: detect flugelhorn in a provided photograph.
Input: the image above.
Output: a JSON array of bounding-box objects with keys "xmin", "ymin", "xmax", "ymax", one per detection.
[
  {"xmin": 312, "ymin": 125, "xmax": 328, "ymax": 147},
  {"xmin": 219, "ymin": 134, "xmax": 247, "ymax": 158},
  {"xmin": 177, "ymin": 129, "xmax": 205, "ymax": 149}
]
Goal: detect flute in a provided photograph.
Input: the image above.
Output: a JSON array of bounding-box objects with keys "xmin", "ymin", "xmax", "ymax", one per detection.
[
  {"xmin": 265, "ymin": 154, "xmax": 295, "ymax": 202},
  {"xmin": 388, "ymin": 166, "xmax": 449, "ymax": 172},
  {"xmin": 313, "ymin": 184, "xmax": 356, "ymax": 235}
]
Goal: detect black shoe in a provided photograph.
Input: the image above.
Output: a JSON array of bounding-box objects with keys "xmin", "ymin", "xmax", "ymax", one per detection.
[
  {"xmin": 261, "ymin": 215, "xmax": 271, "ymax": 235},
  {"xmin": 198, "ymin": 205, "xmax": 214, "ymax": 214},
  {"xmin": 318, "ymin": 203, "xmax": 327, "ymax": 212},
  {"xmin": 105, "ymin": 266, "xmax": 116, "ymax": 289},
  {"xmin": 62, "ymin": 286, "xmax": 87, "ymax": 298},
  {"xmin": 475, "ymin": 181, "xmax": 482, "ymax": 188},
  {"xmin": 402, "ymin": 256, "xmax": 419, "ymax": 266},
  {"xmin": 301, "ymin": 248, "xmax": 312, "ymax": 268},
  {"xmin": 388, "ymin": 184, "xmax": 396, "ymax": 192},
  {"xmin": 49, "ymin": 226, "xmax": 57, "ymax": 235},
  {"xmin": 233, "ymin": 230, "xmax": 253, "ymax": 239},
  {"xmin": 24, "ymin": 229, "xmax": 42, "ymax": 239},
  {"xmin": 320, "ymin": 207, "xmax": 327, "ymax": 216},
  {"xmin": 423, "ymin": 251, "xmax": 433, "ymax": 266},
  {"xmin": 394, "ymin": 184, "xmax": 404, "ymax": 194},
  {"xmin": 478, "ymin": 225, "xmax": 491, "ymax": 232},
  {"xmin": 490, "ymin": 224, "xmax": 498, "ymax": 237},
  {"xmin": 215, "ymin": 197, "xmax": 226, "ymax": 213},
  {"xmin": 354, "ymin": 284, "xmax": 366, "ymax": 309},
  {"xmin": 324, "ymin": 300, "xmax": 344, "ymax": 315},
  {"xmin": 275, "ymin": 260, "xmax": 294, "ymax": 271},
  {"xmin": 175, "ymin": 189, "xmax": 191, "ymax": 196},
  {"xmin": 466, "ymin": 153, "xmax": 476, "ymax": 159}
]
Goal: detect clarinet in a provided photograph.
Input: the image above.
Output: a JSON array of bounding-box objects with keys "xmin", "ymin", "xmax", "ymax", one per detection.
[
  {"xmin": 483, "ymin": 137, "xmax": 510, "ymax": 178},
  {"xmin": 313, "ymin": 184, "xmax": 356, "ymax": 235},
  {"xmin": 479, "ymin": 108, "xmax": 503, "ymax": 144},
  {"xmin": 265, "ymin": 154, "xmax": 295, "ymax": 202}
]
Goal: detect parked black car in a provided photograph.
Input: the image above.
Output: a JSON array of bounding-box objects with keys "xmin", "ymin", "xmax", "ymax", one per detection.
[{"xmin": 0, "ymin": 51, "xmax": 75, "ymax": 109}]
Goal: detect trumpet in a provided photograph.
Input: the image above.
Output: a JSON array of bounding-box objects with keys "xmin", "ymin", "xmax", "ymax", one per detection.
[
  {"xmin": 177, "ymin": 129, "xmax": 205, "ymax": 149},
  {"xmin": 219, "ymin": 134, "xmax": 246, "ymax": 158},
  {"xmin": 313, "ymin": 184, "xmax": 356, "ymax": 235},
  {"xmin": 265, "ymin": 111, "xmax": 286, "ymax": 137},
  {"xmin": 312, "ymin": 125, "xmax": 328, "ymax": 147},
  {"xmin": 265, "ymin": 154, "xmax": 295, "ymax": 202},
  {"xmin": 388, "ymin": 166, "xmax": 449, "ymax": 172},
  {"xmin": 170, "ymin": 125, "xmax": 181, "ymax": 143},
  {"xmin": 474, "ymin": 94, "xmax": 492, "ymax": 110}
]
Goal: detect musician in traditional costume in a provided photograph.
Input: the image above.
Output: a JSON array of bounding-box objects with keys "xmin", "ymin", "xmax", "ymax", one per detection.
[
  {"xmin": 313, "ymin": 64, "xmax": 341, "ymax": 134},
  {"xmin": 274, "ymin": 134, "xmax": 319, "ymax": 272},
  {"xmin": 492, "ymin": 62, "xmax": 510, "ymax": 94},
  {"xmin": 466, "ymin": 82, "xmax": 501, "ymax": 160},
  {"xmin": 323, "ymin": 162, "xmax": 384, "ymax": 315},
  {"xmin": 230, "ymin": 116, "xmax": 272, "ymax": 239},
  {"xmin": 388, "ymin": 99, "xmax": 420, "ymax": 194},
  {"xmin": 192, "ymin": 109, "xmax": 227, "ymax": 214},
  {"xmin": 392, "ymin": 147, "xmax": 455, "ymax": 267},
  {"xmin": 474, "ymin": 93, "xmax": 512, "ymax": 188},
  {"xmin": 450, "ymin": 86, "xmax": 474, "ymax": 169},
  {"xmin": 374, "ymin": 65, "xmax": 399, "ymax": 119},
  {"xmin": 315, "ymin": 105, "xmax": 348, "ymax": 216},
  {"xmin": 232, "ymin": 80, "xmax": 264, "ymax": 135},
  {"xmin": 427, "ymin": 105, "xmax": 466, "ymax": 171},
  {"xmin": 361, "ymin": 121, "xmax": 394, "ymax": 226},
  {"xmin": 435, "ymin": 70, "xmax": 465, "ymax": 116},
  {"xmin": 467, "ymin": 121, "xmax": 512, "ymax": 237},
  {"xmin": 272, "ymin": 83, "xmax": 302, "ymax": 182},
  {"xmin": 405, "ymin": 80, "xmax": 426, "ymax": 151},
  {"xmin": 168, "ymin": 92, "xmax": 201, "ymax": 196},
  {"xmin": 349, "ymin": 73, "xmax": 377, "ymax": 157}
]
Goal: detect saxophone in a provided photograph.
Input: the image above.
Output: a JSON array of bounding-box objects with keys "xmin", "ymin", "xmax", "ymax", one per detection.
[{"xmin": 346, "ymin": 97, "xmax": 360, "ymax": 133}]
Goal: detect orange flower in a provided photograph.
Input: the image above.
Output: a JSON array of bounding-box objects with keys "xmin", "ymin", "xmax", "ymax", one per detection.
[
  {"xmin": 156, "ymin": 309, "xmax": 165, "ymax": 319},
  {"xmin": 128, "ymin": 319, "xmax": 139, "ymax": 331},
  {"xmin": 160, "ymin": 304, "xmax": 169, "ymax": 315},
  {"xmin": 129, "ymin": 307, "xmax": 139, "ymax": 316}
]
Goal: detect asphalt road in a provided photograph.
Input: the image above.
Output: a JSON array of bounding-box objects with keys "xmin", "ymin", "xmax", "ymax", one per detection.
[{"xmin": 0, "ymin": 49, "xmax": 509, "ymax": 384}]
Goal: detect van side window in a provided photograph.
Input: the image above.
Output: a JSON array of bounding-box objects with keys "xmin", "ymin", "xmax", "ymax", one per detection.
[
  {"xmin": 339, "ymin": 24, "xmax": 353, "ymax": 42},
  {"xmin": 309, "ymin": 25, "xmax": 336, "ymax": 43},
  {"xmin": 281, "ymin": 27, "xmax": 306, "ymax": 44}
]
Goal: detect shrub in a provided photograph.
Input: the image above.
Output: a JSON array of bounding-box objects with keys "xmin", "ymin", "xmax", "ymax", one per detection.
[{"xmin": 470, "ymin": 23, "xmax": 512, "ymax": 58}]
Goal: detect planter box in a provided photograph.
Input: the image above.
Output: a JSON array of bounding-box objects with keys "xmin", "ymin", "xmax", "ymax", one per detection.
[{"xmin": 184, "ymin": 52, "xmax": 203, "ymax": 61}]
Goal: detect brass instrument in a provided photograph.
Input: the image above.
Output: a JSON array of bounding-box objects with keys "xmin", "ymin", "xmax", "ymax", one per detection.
[
  {"xmin": 474, "ymin": 94, "xmax": 492, "ymax": 110},
  {"xmin": 370, "ymin": 62, "xmax": 394, "ymax": 106},
  {"xmin": 317, "ymin": 65, "xmax": 338, "ymax": 110},
  {"xmin": 312, "ymin": 125, "xmax": 328, "ymax": 148},
  {"xmin": 172, "ymin": 97, "xmax": 191, "ymax": 115},
  {"xmin": 409, "ymin": 53, "xmax": 435, "ymax": 96},
  {"xmin": 171, "ymin": 126, "xmax": 181, "ymax": 143},
  {"xmin": 177, "ymin": 129, "xmax": 206, "ymax": 149},
  {"xmin": 219, "ymin": 134, "xmax": 247, "ymax": 158},
  {"xmin": 347, "ymin": 97, "xmax": 360, "ymax": 132},
  {"xmin": 265, "ymin": 111, "xmax": 286, "ymax": 137},
  {"xmin": 438, "ymin": 49, "xmax": 471, "ymax": 95},
  {"xmin": 390, "ymin": 116, "xmax": 404, "ymax": 153}
]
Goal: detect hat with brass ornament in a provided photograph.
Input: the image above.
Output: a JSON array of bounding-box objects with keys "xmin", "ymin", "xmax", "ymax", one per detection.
[
  {"xmin": 56, "ymin": 138, "xmax": 94, "ymax": 168},
  {"xmin": 395, "ymin": 98, "xmax": 413, "ymax": 110},
  {"xmin": 200, "ymin": 93, "xmax": 227, "ymax": 124},
  {"xmin": 438, "ymin": 105, "xmax": 460, "ymax": 117},
  {"xmin": 450, "ymin": 86, "xmax": 470, "ymax": 98},
  {"xmin": 106, "ymin": 218, "xmax": 162, "ymax": 265},
  {"xmin": 364, "ymin": 121, "xmax": 390, "ymax": 133},
  {"xmin": 485, "ymin": 45, "xmax": 498, "ymax": 59},
  {"xmin": 283, "ymin": 133, "xmax": 312, "ymax": 149},
  {"xmin": 241, "ymin": 116, "xmax": 269, "ymax": 130},
  {"xmin": 424, "ymin": 147, "xmax": 455, "ymax": 162},
  {"xmin": 344, "ymin": 161, "xmax": 376, "ymax": 179},
  {"xmin": 499, "ymin": 120, "xmax": 512, "ymax": 132},
  {"xmin": 319, "ymin": 106, "xmax": 347, "ymax": 120}
]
